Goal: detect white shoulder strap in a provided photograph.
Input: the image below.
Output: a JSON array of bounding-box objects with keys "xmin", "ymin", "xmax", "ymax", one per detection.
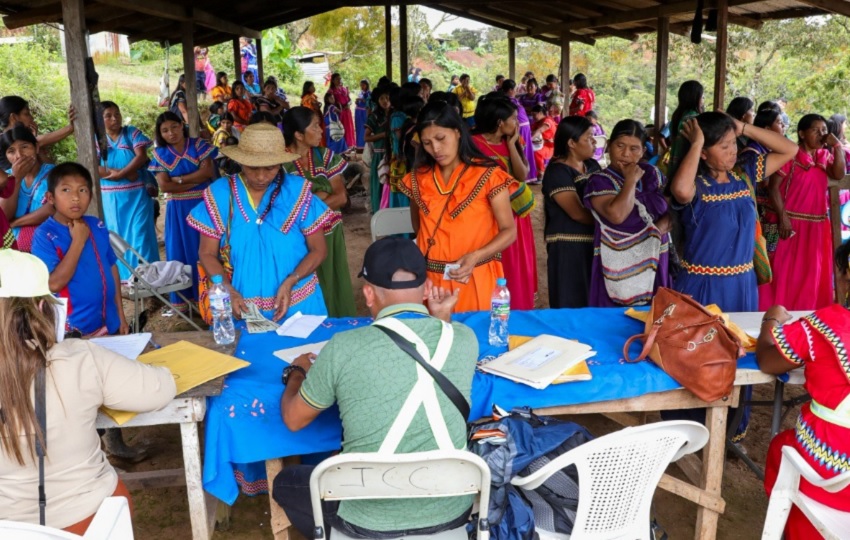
[{"xmin": 372, "ymin": 317, "xmax": 458, "ymax": 454}]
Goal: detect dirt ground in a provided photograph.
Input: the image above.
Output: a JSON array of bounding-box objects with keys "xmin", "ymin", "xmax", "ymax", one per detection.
[{"xmin": 121, "ymin": 170, "xmax": 796, "ymax": 539}]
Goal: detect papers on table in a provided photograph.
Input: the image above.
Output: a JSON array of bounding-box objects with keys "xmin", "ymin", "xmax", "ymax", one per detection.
[
  {"xmin": 479, "ymin": 334, "xmax": 596, "ymax": 390},
  {"xmin": 243, "ymin": 303, "xmax": 278, "ymax": 334},
  {"xmin": 727, "ymin": 311, "xmax": 812, "ymax": 340},
  {"xmin": 101, "ymin": 340, "xmax": 250, "ymax": 425},
  {"xmin": 90, "ymin": 333, "xmax": 152, "ymax": 360},
  {"xmin": 276, "ymin": 311, "xmax": 326, "ymax": 338},
  {"xmin": 273, "ymin": 341, "xmax": 329, "ymax": 363}
]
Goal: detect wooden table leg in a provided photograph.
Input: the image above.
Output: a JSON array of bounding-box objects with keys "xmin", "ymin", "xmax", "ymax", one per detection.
[
  {"xmin": 181, "ymin": 421, "xmax": 211, "ymax": 540},
  {"xmin": 266, "ymin": 458, "xmax": 292, "ymax": 540},
  {"xmin": 694, "ymin": 405, "xmax": 728, "ymax": 540}
]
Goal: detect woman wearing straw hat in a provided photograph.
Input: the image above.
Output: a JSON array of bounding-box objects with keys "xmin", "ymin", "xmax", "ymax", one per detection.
[
  {"xmin": 0, "ymin": 250, "xmax": 176, "ymax": 534},
  {"xmin": 188, "ymin": 123, "xmax": 330, "ymax": 321}
]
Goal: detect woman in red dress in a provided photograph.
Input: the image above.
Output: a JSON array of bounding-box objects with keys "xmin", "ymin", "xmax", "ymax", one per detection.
[{"xmin": 758, "ymin": 253, "xmax": 850, "ymax": 539}]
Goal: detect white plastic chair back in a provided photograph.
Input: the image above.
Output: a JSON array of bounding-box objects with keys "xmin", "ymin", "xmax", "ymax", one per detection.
[
  {"xmin": 511, "ymin": 420, "xmax": 708, "ymax": 540},
  {"xmin": 310, "ymin": 449, "xmax": 491, "ymax": 540},
  {"xmin": 593, "ymin": 135, "xmax": 608, "ymax": 167},
  {"xmin": 0, "ymin": 497, "xmax": 133, "ymax": 540},
  {"xmin": 370, "ymin": 207, "xmax": 414, "ymax": 242},
  {"xmin": 761, "ymin": 446, "xmax": 850, "ymax": 540}
]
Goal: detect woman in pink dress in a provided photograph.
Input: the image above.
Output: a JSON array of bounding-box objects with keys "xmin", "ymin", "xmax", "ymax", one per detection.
[
  {"xmin": 329, "ymin": 73, "xmax": 355, "ymax": 150},
  {"xmin": 472, "ymin": 94, "xmax": 538, "ymax": 310},
  {"xmin": 759, "ymin": 114, "xmax": 846, "ymax": 310}
]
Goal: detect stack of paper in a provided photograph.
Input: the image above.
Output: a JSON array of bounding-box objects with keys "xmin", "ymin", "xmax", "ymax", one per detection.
[
  {"xmin": 508, "ymin": 335, "xmax": 593, "ymax": 384},
  {"xmin": 479, "ymin": 334, "xmax": 596, "ymax": 389},
  {"xmin": 276, "ymin": 311, "xmax": 326, "ymax": 338},
  {"xmin": 90, "ymin": 333, "xmax": 152, "ymax": 360}
]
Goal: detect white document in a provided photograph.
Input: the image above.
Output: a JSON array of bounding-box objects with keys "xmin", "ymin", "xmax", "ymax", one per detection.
[
  {"xmin": 275, "ymin": 311, "xmax": 327, "ymax": 338},
  {"xmin": 273, "ymin": 341, "xmax": 329, "ymax": 363},
  {"xmin": 90, "ymin": 332, "xmax": 152, "ymax": 360},
  {"xmin": 727, "ymin": 311, "xmax": 812, "ymax": 339},
  {"xmin": 479, "ymin": 334, "xmax": 596, "ymax": 390},
  {"xmin": 54, "ymin": 298, "xmax": 68, "ymax": 343}
]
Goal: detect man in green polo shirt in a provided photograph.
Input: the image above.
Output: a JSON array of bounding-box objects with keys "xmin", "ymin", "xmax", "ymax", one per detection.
[{"xmin": 274, "ymin": 236, "xmax": 478, "ymax": 538}]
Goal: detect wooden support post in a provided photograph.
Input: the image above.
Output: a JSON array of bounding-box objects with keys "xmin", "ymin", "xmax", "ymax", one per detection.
[
  {"xmin": 385, "ymin": 5, "xmax": 393, "ymax": 80},
  {"xmin": 654, "ymin": 16, "xmax": 670, "ymax": 128},
  {"xmin": 181, "ymin": 21, "xmax": 200, "ymax": 138},
  {"xmin": 508, "ymin": 37, "xmax": 516, "ymax": 80},
  {"xmin": 61, "ymin": 0, "xmax": 103, "ymax": 219},
  {"xmin": 233, "ymin": 38, "xmax": 242, "ymax": 83},
  {"xmin": 399, "ymin": 4, "xmax": 409, "ymax": 82},
  {"xmin": 829, "ymin": 185, "xmax": 846, "ymax": 303},
  {"xmin": 256, "ymin": 37, "xmax": 264, "ymax": 83},
  {"xmin": 560, "ymin": 36, "xmax": 570, "ymax": 118},
  {"xmin": 713, "ymin": 0, "xmax": 729, "ymax": 111}
]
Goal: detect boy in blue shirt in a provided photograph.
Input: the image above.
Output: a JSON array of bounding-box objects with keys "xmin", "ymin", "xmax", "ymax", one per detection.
[{"xmin": 32, "ymin": 162, "xmax": 129, "ymax": 336}]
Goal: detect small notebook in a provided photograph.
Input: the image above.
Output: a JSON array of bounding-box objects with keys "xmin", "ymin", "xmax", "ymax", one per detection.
[{"xmin": 480, "ymin": 334, "xmax": 595, "ymax": 389}]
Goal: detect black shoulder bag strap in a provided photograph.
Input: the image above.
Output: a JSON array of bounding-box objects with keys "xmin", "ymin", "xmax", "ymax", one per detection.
[
  {"xmin": 375, "ymin": 325, "xmax": 470, "ymax": 422},
  {"xmin": 35, "ymin": 364, "xmax": 47, "ymax": 526}
]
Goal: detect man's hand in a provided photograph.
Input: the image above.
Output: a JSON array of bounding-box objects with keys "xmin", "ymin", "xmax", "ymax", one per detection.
[
  {"xmin": 292, "ymin": 353, "xmax": 316, "ymax": 375},
  {"xmin": 426, "ymin": 283, "xmax": 459, "ymax": 322}
]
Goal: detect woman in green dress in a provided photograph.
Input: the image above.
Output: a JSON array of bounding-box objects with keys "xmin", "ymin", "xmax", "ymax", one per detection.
[{"xmin": 282, "ymin": 106, "xmax": 357, "ymax": 317}]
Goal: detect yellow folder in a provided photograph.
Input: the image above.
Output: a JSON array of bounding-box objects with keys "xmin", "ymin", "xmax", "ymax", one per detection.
[{"xmin": 102, "ymin": 340, "xmax": 250, "ymax": 425}]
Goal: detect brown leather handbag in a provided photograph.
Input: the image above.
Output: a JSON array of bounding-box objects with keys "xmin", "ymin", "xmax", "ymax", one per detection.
[{"xmin": 622, "ymin": 287, "xmax": 745, "ymax": 402}]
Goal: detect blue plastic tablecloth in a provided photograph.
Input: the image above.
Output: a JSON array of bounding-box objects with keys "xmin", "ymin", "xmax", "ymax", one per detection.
[{"xmin": 202, "ymin": 307, "xmax": 759, "ymax": 503}]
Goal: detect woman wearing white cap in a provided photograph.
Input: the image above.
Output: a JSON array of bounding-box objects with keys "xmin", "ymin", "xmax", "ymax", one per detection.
[
  {"xmin": 0, "ymin": 250, "xmax": 176, "ymax": 534},
  {"xmin": 188, "ymin": 123, "xmax": 330, "ymax": 321}
]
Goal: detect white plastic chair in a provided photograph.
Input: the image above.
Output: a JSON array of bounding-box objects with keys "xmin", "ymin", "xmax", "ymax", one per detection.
[
  {"xmin": 761, "ymin": 446, "xmax": 850, "ymax": 540},
  {"xmin": 108, "ymin": 231, "xmax": 202, "ymax": 331},
  {"xmin": 511, "ymin": 420, "xmax": 708, "ymax": 540},
  {"xmin": 310, "ymin": 449, "xmax": 491, "ymax": 540},
  {"xmin": 370, "ymin": 207, "xmax": 414, "ymax": 242},
  {"xmin": 0, "ymin": 496, "xmax": 134, "ymax": 539},
  {"xmin": 593, "ymin": 135, "xmax": 608, "ymax": 167}
]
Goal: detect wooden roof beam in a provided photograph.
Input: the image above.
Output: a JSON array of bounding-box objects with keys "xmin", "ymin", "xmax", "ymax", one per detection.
[
  {"xmin": 508, "ymin": 0, "xmax": 762, "ymax": 38},
  {"xmin": 795, "ymin": 0, "xmax": 850, "ymax": 18},
  {"xmin": 465, "ymin": 6, "xmax": 597, "ymax": 45},
  {"xmin": 94, "ymin": 0, "xmax": 261, "ymax": 39},
  {"xmin": 727, "ymin": 13, "xmax": 763, "ymax": 29},
  {"xmin": 3, "ymin": 3, "xmax": 62, "ymax": 28}
]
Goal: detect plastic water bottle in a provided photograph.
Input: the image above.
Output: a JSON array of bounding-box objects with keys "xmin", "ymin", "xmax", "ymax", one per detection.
[
  {"xmin": 488, "ymin": 278, "xmax": 510, "ymax": 347},
  {"xmin": 209, "ymin": 275, "xmax": 235, "ymax": 345}
]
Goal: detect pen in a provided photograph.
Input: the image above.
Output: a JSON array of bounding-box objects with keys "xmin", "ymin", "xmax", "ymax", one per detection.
[{"xmin": 148, "ymin": 337, "xmax": 162, "ymax": 350}]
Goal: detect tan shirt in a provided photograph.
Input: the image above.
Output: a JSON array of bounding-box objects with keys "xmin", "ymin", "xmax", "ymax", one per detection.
[{"xmin": 0, "ymin": 339, "xmax": 177, "ymax": 528}]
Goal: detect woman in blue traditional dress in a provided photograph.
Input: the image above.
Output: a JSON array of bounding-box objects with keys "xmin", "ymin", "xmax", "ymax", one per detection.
[
  {"xmin": 282, "ymin": 107, "xmax": 356, "ymax": 317},
  {"xmin": 189, "ymin": 123, "xmax": 329, "ymax": 321},
  {"xmin": 354, "ymin": 79, "xmax": 370, "ymax": 150},
  {"xmin": 149, "ymin": 111, "xmax": 217, "ymax": 313},
  {"xmin": 97, "ymin": 101, "xmax": 159, "ymax": 280},
  {"xmin": 323, "ymin": 93, "xmax": 348, "ymax": 156},
  {"xmin": 670, "ymin": 111, "xmax": 797, "ymax": 312},
  {"xmin": 667, "ymin": 111, "xmax": 797, "ymax": 442},
  {"xmin": 0, "ymin": 126, "xmax": 54, "ymax": 253},
  {"xmin": 583, "ymin": 120, "xmax": 672, "ymax": 307}
]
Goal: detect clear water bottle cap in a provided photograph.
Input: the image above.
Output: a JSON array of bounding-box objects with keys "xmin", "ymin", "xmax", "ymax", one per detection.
[
  {"xmin": 497, "ymin": 278, "xmax": 507, "ymax": 286},
  {"xmin": 211, "ymin": 274, "xmax": 224, "ymax": 284}
]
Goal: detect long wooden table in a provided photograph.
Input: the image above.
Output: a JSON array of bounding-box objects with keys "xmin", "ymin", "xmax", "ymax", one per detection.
[
  {"xmin": 264, "ymin": 368, "xmax": 775, "ymax": 540},
  {"xmin": 95, "ymin": 331, "xmax": 233, "ymax": 540}
]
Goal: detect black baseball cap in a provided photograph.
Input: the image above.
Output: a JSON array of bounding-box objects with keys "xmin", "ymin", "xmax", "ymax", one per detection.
[{"xmin": 358, "ymin": 237, "xmax": 427, "ymax": 289}]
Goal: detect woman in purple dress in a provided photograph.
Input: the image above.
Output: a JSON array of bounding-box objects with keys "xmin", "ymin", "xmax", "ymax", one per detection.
[
  {"xmin": 499, "ymin": 80, "xmax": 538, "ymax": 183},
  {"xmin": 582, "ymin": 120, "xmax": 672, "ymax": 307},
  {"xmin": 518, "ymin": 78, "xmax": 545, "ymax": 117}
]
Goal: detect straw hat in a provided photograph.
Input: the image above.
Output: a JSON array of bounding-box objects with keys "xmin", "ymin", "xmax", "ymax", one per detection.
[
  {"xmin": 220, "ymin": 123, "xmax": 301, "ymax": 167},
  {"xmin": 0, "ymin": 250, "xmax": 52, "ymax": 298}
]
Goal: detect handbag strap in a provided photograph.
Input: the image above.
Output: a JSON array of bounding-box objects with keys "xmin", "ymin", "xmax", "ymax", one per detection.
[
  {"xmin": 35, "ymin": 364, "xmax": 47, "ymax": 526},
  {"xmin": 375, "ymin": 325, "xmax": 470, "ymax": 421}
]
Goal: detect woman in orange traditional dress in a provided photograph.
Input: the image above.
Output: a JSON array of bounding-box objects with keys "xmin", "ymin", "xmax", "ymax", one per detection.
[{"xmin": 398, "ymin": 102, "xmax": 516, "ymax": 312}]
